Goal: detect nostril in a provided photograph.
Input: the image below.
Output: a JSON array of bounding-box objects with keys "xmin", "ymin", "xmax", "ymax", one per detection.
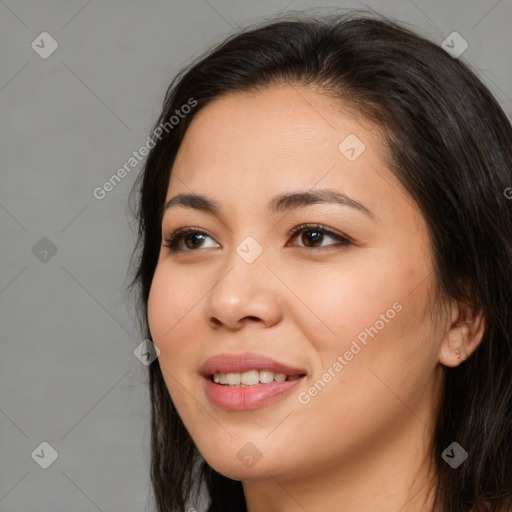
[{"xmin": 208, "ymin": 317, "xmax": 221, "ymax": 327}]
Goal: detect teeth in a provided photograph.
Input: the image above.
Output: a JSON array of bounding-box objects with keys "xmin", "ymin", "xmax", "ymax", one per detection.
[
  {"xmin": 241, "ymin": 370, "xmax": 259, "ymax": 385},
  {"xmin": 259, "ymin": 370, "xmax": 274, "ymax": 384},
  {"xmin": 212, "ymin": 369, "xmax": 301, "ymax": 386},
  {"xmin": 226, "ymin": 373, "xmax": 241, "ymax": 386},
  {"xmin": 213, "ymin": 373, "xmax": 224, "ymax": 384}
]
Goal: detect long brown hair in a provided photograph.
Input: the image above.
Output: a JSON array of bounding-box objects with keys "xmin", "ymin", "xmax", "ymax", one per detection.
[{"xmin": 127, "ymin": 12, "xmax": 512, "ymax": 512}]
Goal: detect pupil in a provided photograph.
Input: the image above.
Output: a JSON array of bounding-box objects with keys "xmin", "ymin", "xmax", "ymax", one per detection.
[
  {"xmin": 302, "ymin": 230, "xmax": 322, "ymax": 247},
  {"xmin": 185, "ymin": 234, "xmax": 204, "ymax": 249}
]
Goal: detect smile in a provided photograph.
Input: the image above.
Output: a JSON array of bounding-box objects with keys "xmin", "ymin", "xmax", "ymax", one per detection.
[
  {"xmin": 212, "ymin": 369, "xmax": 302, "ymax": 387},
  {"xmin": 200, "ymin": 352, "xmax": 308, "ymax": 410}
]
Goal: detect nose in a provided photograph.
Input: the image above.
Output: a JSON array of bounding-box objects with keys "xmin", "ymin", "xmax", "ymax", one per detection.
[{"xmin": 202, "ymin": 247, "xmax": 283, "ymax": 331}]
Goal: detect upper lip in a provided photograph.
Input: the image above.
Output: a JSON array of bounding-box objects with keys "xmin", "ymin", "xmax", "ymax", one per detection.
[{"xmin": 200, "ymin": 352, "xmax": 307, "ymax": 377}]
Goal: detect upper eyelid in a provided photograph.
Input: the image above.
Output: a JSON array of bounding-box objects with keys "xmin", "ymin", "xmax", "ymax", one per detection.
[
  {"xmin": 163, "ymin": 224, "xmax": 350, "ymax": 249},
  {"xmin": 164, "ymin": 224, "xmax": 343, "ymax": 240},
  {"xmin": 288, "ymin": 223, "xmax": 349, "ymax": 239}
]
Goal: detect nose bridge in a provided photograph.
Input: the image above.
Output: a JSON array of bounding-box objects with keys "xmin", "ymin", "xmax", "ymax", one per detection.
[
  {"xmin": 202, "ymin": 234, "xmax": 281, "ymax": 328},
  {"xmin": 218, "ymin": 231, "xmax": 270, "ymax": 288}
]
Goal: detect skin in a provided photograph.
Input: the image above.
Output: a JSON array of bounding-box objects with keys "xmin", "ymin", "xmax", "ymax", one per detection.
[{"xmin": 147, "ymin": 85, "xmax": 485, "ymax": 512}]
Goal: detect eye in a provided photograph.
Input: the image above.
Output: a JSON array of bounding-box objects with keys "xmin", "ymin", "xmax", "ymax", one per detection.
[
  {"xmin": 287, "ymin": 223, "xmax": 351, "ymax": 250},
  {"xmin": 163, "ymin": 227, "xmax": 219, "ymax": 252},
  {"xmin": 162, "ymin": 223, "xmax": 351, "ymax": 253}
]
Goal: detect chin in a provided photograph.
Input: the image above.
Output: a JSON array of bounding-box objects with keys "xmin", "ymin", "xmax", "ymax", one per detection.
[{"xmin": 200, "ymin": 451, "xmax": 275, "ymax": 481}]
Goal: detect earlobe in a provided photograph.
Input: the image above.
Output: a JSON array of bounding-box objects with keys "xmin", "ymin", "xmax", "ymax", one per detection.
[
  {"xmin": 438, "ymin": 303, "xmax": 486, "ymax": 368},
  {"xmin": 439, "ymin": 323, "xmax": 468, "ymax": 367}
]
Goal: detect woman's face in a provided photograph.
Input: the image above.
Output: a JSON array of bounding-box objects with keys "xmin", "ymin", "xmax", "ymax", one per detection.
[{"xmin": 147, "ymin": 86, "xmax": 446, "ymax": 483}]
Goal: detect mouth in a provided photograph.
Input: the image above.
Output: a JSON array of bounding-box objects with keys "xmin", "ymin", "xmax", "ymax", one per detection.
[
  {"xmin": 200, "ymin": 352, "xmax": 307, "ymax": 410},
  {"xmin": 210, "ymin": 369, "xmax": 305, "ymax": 387}
]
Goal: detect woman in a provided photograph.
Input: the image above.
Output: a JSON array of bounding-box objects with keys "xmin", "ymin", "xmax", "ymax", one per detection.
[{"xmin": 127, "ymin": 12, "xmax": 512, "ymax": 512}]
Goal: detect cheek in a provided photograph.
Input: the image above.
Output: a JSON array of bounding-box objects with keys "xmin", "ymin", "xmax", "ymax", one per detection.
[
  {"xmin": 147, "ymin": 264, "xmax": 200, "ymax": 345},
  {"xmin": 331, "ymin": 291, "xmax": 433, "ymax": 399},
  {"xmin": 147, "ymin": 267, "xmax": 200, "ymax": 406},
  {"xmin": 287, "ymin": 260, "xmax": 406, "ymax": 346},
  {"xmin": 292, "ymin": 257, "xmax": 435, "ymax": 391},
  {"xmin": 297, "ymin": 301, "xmax": 435, "ymax": 452}
]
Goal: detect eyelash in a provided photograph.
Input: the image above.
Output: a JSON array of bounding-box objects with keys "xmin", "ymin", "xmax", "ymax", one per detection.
[{"xmin": 162, "ymin": 223, "xmax": 351, "ymax": 253}]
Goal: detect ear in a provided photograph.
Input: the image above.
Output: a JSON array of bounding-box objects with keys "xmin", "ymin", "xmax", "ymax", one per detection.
[{"xmin": 438, "ymin": 299, "xmax": 486, "ymax": 367}]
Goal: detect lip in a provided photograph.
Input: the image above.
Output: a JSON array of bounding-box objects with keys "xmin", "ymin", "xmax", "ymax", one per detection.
[
  {"xmin": 200, "ymin": 352, "xmax": 307, "ymax": 411},
  {"xmin": 204, "ymin": 377, "xmax": 305, "ymax": 410},
  {"xmin": 200, "ymin": 352, "xmax": 307, "ymax": 377}
]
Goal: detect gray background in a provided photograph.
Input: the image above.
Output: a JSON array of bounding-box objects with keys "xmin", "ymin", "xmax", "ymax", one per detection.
[{"xmin": 1, "ymin": 1, "xmax": 510, "ymax": 511}]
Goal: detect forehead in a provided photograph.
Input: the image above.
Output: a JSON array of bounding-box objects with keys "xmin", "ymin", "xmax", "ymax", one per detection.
[{"xmin": 170, "ymin": 86, "xmax": 390, "ymax": 190}]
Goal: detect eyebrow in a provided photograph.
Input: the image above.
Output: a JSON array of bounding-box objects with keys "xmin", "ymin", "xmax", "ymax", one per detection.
[{"xmin": 163, "ymin": 188, "xmax": 375, "ymax": 219}]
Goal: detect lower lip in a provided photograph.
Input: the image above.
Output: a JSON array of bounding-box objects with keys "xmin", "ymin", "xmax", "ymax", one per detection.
[{"xmin": 204, "ymin": 376, "xmax": 305, "ymax": 410}]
